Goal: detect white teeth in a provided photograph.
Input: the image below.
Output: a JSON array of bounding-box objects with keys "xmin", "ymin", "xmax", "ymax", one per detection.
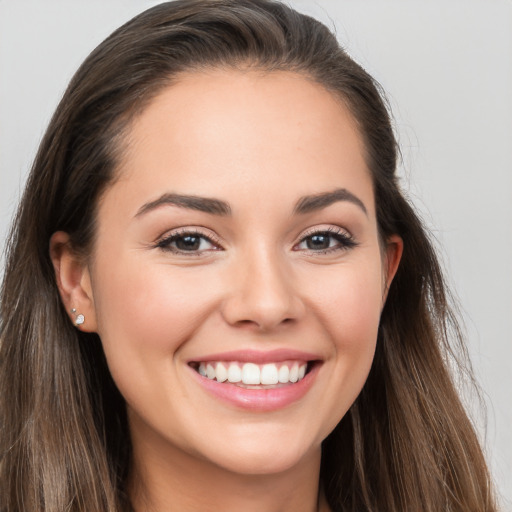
[
  {"xmin": 260, "ymin": 363, "xmax": 279, "ymax": 385},
  {"xmin": 227, "ymin": 364, "xmax": 242, "ymax": 383},
  {"xmin": 196, "ymin": 361, "xmax": 310, "ymax": 385},
  {"xmin": 206, "ymin": 364, "xmax": 216, "ymax": 380},
  {"xmin": 242, "ymin": 363, "xmax": 260, "ymax": 385},
  {"xmin": 215, "ymin": 362, "xmax": 228, "ymax": 382},
  {"xmin": 289, "ymin": 363, "xmax": 299, "ymax": 383},
  {"xmin": 278, "ymin": 364, "xmax": 290, "ymax": 383}
]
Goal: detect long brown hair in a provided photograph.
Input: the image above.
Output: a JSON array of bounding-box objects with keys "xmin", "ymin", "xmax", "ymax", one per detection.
[{"xmin": 0, "ymin": 1, "xmax": 497, "ymax": 510}]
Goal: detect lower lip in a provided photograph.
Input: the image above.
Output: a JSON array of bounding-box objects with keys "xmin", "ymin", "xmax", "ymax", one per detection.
[{"xmin": 188, "ymin": 363, "xmax": 320, "ymax": 412}]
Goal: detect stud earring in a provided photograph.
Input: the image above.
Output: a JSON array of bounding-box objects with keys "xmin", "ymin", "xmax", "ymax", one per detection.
[{"xmin": 71, "ymin": 308, "xmax": 85, "ymax": 326}]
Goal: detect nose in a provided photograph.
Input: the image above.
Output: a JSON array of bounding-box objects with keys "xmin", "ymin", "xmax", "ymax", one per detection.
[{"xmin": 220, "ymin": 247, "xmax": 305, "ymax": 332}]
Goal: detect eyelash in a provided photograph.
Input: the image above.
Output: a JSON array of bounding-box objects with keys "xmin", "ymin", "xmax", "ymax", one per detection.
[
  {"xmin": 155, "ymin": 226, "xmax": 357, "ymax": 256},
  {"xmin": 155, "ymin": 228, "xmax": 221, "ymax": 256},
  {"xmin": 294, "ymin": 227, "xmax": 357, "ymax": 255}
]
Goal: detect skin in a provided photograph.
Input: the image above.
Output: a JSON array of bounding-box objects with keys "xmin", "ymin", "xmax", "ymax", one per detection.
[{"xmin": 51, "ymin": 69, "xmax": 402, "ymax": 512}]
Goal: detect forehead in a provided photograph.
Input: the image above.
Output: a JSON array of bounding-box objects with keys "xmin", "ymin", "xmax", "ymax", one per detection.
[{"xmin": 111, "ymin": 69, "xmax": 373, "ymax": 216}]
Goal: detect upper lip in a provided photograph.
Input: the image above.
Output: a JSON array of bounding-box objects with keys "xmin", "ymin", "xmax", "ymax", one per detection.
[{"xmin": 187, "ymin": 348, "xmax": 322, "ymax": 364}]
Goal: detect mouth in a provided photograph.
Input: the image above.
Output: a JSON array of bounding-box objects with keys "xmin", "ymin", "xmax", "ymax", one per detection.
[
  {"xmin": 187, "ymin": 349, "xmax": 322, "ymax": 411},
  {"xmin": 189, "ymin": 360, "xmax": 316, "ymax": 388}
]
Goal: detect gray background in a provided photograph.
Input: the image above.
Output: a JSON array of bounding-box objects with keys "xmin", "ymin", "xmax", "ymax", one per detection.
[{"xmin": 1, "ymin": 0, "xmax": 511, "ymax": 508}]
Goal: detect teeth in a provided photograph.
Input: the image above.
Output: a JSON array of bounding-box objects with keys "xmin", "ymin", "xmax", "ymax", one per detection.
[
  {"xmin": 206, "ymin": 364, "xmax": 216, "ymax": 380},
  {"xmin": 278, "ymin": 365, "xmax": 289, "ymax": 383},
  {"xmin": 215, "ymin": 363, "xmax": 228, "ymax": 382},
  {"xmin": 196, "ymin": 361, "xmax": 308, "ymax": 385},
  {"xmin": 227, "ymin": 364, "xmax": 242, "ymax": 383},
  {"xmin": 242, "ymin": 363, "xmax": 260, "ymax": 385},
  {"xmin": 260, "ymin": 364, "xmax": 279, "ymax": 385},
  {"xmin": 289, "ymin": 363, "xmax": 299, "ymax": 383}
]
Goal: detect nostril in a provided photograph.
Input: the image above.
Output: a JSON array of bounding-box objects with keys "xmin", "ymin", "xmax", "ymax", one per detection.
[
  {"xmin": 233, "ymin": 319, "xmax": 262, "ymax": 330},
  {"xmin": 233, "ymin": 316, "xmax": 296, "ymax": 332}
]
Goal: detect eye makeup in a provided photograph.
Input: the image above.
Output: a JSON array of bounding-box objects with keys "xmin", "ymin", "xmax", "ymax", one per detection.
[
  {"xmin": 155, "ymin": 227, "xmax": 222, "ymax": 255},
  {"xmin": 294, "ymin": 226, "xmax": 358, "ymax": 255},
  {"xmin": 153, "ymin": 223, "xmax": 358, "ymax": 258}
]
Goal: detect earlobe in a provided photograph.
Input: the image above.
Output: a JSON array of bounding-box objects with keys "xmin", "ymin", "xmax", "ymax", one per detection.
[
  {"xmin": 49, "ymin": 231, "xmax": 97, "ymax": 332},
  {"xmin": 382, "ymin": 234, "xmax": 403, "ymax": 303}
]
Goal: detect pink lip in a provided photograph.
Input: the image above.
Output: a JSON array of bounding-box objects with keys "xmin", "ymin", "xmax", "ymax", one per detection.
[
  {"xmin": 187, "ymin": 358, "xmax": 322, "ymax": 412},
  {"xmin": 187, "ymin": 348, "xmax": 322, "ymax": 364}
]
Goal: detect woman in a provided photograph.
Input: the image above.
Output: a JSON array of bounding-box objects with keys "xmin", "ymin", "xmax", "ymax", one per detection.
[{"xmin": 0, "ymin": 1, "xmax": 498, "ymax": 510}]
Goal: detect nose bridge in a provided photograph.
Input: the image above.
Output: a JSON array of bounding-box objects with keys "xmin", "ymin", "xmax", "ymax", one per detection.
[{"xmin": 221, "ymin": 241, "xmax": 303, "ymax": 330}]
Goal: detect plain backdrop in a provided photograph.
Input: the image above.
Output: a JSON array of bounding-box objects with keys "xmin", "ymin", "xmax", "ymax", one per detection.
[{"xmin": 1, "ymin": 0, "xmax": 511, "ymax": 508}]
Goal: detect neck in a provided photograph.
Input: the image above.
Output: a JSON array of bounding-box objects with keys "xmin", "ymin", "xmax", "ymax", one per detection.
[{"xmin": 128, "ymin": 424, "xmax": 329, "ymax": 512}]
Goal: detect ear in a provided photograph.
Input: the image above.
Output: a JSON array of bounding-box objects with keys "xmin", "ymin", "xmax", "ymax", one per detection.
[
  {"xmin": 382, "ymin": 234, "xmax": 403, "ymax": 304},
  {"xmin": 49, "ymin": 231, "xmax": 97, "ymax": 332}
]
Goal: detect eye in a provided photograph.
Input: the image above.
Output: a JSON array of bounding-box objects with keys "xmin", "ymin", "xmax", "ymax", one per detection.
[
  {"xmin": 294, "ymin": 228, "xmax": 357, "ymax": 254},
  {"xmin": 156, "ymin": 229, "xmax": 221, "ymax": 254}
]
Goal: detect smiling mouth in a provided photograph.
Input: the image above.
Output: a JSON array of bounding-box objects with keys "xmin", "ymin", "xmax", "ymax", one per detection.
[{"xmin": 189, "ymin": 360, "xmax": 316, "ymax": 388}]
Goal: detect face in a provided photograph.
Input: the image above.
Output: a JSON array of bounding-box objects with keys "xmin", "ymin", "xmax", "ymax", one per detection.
[{"xmin": 71, "ymin": 70, "xmax": 401, "ymax": 476}]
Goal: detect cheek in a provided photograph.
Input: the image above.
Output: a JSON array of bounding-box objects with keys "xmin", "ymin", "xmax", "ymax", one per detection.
[
  {"xmin": 89, "ymin": 255, "xmax": 224, "ymax": 436},
  {"xmin": 312, "ymin": 259, "xmax": 384, "ymax": 347},
  {"xmin": 304, "ymin": 257, "xmax": 384, "ymax": 409},
  {"xmin": 91, "ymin": 254, "xmax": 219, "ymax": 367}
]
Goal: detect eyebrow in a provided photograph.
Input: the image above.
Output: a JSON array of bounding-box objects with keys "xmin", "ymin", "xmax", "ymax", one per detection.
[
  {"xmin": 135, "ymin": 187, "xmax": 367, "ymax": 218},
  {"xmin": 135, "ymin": 193, "xmax": 232, "ymax": 217},
  {"xmin": 293, "ymin": 188, "xmax": 368, "ymax": 216}
]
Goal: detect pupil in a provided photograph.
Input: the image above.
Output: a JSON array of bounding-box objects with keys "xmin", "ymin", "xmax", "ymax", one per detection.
[
  {"xmin": 307, "ymin": 234, "xmax": 329, "ymax": 250},
  {"xmin": 176, "ymin": 236, "xmax": 200, "ymax": 251}
]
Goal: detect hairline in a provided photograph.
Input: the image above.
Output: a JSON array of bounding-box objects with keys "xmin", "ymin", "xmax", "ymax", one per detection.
[{"xmin": 83, "ymin": 63, "xmax": 378, "ymax": 258}]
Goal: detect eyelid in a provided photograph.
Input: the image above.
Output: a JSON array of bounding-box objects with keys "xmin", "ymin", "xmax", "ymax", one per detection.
[
  {"xmin": 152, "ymin": 224, "xmax": 357, "ymax": 256},
  {"xmin": 296, "ymin": 225, "xmax": 354, "ymax": 244},
  {"xmin": 154, "ymin": 226, "xmax": 223, "ymax": 254},
  {"xmin": 293, "ymin": 225, "xmax": 358, "ymax": 254},
  {"xmin": 298, "ymin": 224, "xmax": 351, "ymax": 239}
]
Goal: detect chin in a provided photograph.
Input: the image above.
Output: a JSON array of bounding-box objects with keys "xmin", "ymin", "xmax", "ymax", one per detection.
[
  {"xmin": 196, "ymin": 431, "xmax": 322, "ymax": 477},
  {"xmin": 212, "ymin": 451, "xmax": 311, "ymax": 476}
]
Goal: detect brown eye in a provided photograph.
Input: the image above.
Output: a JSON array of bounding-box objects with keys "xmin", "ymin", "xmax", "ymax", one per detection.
[
  {"xmin": 156, "ymin": 231, "xmax": 219, "ymax": 254},
  {"xmin": 175, "ymin": 235, "xmax": 202, "ymax": 251},
  {"xmin": 306, "ymin": 234, "xmax": 331, "ymax": 250},
  {"xmin": 296, "ymin": 229, "xmax": 357, "ymax": 253}
]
